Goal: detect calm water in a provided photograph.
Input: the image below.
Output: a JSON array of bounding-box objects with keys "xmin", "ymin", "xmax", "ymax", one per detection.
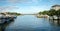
[{"xmin": 0, "ymin": 15, "xmax": 60, "ymax": 31}]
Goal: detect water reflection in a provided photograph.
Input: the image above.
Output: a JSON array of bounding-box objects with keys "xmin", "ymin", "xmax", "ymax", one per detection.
[
  {"xmin": 49, "ymin": 19, "xmax": 60, "ymax": 26},
  {"xmin": 0, "ymin": 19, "xmax": 15, "ymax": 31},
  {"xmin": 37, "ymin": 16, "xmax": 60, "ymax": 26},
  {"xmin": 1, "ymin": 15, "xmax": 60, "ymax": 31}
]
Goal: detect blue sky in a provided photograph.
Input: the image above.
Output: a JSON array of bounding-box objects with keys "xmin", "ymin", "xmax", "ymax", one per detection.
[{"xmin": 0, "ymin": 0, "xmax": 60, "ymax": 14}]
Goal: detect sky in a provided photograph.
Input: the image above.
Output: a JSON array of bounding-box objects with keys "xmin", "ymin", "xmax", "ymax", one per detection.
[{"xmin": 0, "ymin": 0, "xmax": 60, "ymax": 14}]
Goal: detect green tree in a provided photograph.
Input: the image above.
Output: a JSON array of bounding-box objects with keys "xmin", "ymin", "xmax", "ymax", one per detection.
[
  {"xmin": 48, "ymin": 9, "xmax": 56, "ymax": 16},
  {"xmin": 39, "ymin": 10, "xmax": 49, "ymax": 15},
  {"xmin": 56, "ymin": 9, "xmax": 60, "ymax": 16}
]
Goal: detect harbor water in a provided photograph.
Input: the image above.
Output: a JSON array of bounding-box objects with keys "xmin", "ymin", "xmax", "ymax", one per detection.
[{"xmin": 0, "ymin": 15, "xmax": 60, "ymax": 31}]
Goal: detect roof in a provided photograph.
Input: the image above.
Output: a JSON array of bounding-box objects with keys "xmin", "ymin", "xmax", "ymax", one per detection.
[{"xmin": 52, "ymin": 5, "xmax": 60, "ymax": 7}]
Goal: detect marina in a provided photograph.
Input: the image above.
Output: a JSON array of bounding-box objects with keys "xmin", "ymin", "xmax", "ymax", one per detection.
[
  {"xmin": 0, "ymin": 0, "xmax": 60, "ymax": 31},
  {"xmin": 0, "ymin": 14, "xmax": 17, "ymax": 24}
]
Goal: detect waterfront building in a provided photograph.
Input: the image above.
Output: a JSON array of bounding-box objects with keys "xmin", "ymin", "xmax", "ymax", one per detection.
[{"xmin": 51, "ymin": 5, "xmax": 60, "ymax": 10}]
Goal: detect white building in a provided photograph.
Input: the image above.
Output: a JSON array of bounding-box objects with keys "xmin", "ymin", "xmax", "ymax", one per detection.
[{"xmin": 51, "ymin": 5, "xmax": 60, "ymax": 10}]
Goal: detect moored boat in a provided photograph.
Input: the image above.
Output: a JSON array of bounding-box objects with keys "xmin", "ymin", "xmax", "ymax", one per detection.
[{"xmin": 0, "ymin": 15, "xmax": 17, "ymax": 24}]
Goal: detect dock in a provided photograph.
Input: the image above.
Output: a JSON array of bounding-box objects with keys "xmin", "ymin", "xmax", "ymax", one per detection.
[
  {"xmin": 36, "ymin": 14, "xmax": 49, "ymax": 18},
  {"xmin": 0, "ymin": 15, "xmax": 17, "ymax": 24},
  {"xmin": 49, "ymin": 16, "xmax": 60, "ymax": 24},
  {"xmin": 49, "ymin": 16, "xmax": 60, "ymax": 20}
]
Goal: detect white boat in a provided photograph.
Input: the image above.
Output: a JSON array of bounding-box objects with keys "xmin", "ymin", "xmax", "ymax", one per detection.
[
  {"xmin": 49, "ymin": 16, "xmax": 53, "ymax": 20},
  {"xmin": 53, "ymin": 15, "xmax": 58, "ymax": 19},
  {"xmin": 0, "ymin": 14, "xmax": 16, "ymax": 24}
]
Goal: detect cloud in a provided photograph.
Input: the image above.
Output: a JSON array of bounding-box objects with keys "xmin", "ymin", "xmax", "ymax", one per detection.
[
  {"xmin": 16, "ymin": 6, "xmax": 43, "ymax": 14},
  {"xmin": 6, "ymin": 0, "xmax": 41, "ymax": 4},
  {"xmin": 0, "ymin": 6, "xmax": 19, "ymax": 12},
  {"xmin": 48, "ymin": 0, "xmax": 55, "ymax": 2},
  {"xmin": 0, "ymin": 7, "xmax": 6, "ymax": 12}
]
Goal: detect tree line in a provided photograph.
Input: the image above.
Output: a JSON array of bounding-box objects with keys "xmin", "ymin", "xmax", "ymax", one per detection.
[
  {"xmin": 39, "ymin": 9, "xmax": 60, "ymax": 16},
  {"xmin": 0, "ymin": 12, "xmax": 21, "ymax": 16}
]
